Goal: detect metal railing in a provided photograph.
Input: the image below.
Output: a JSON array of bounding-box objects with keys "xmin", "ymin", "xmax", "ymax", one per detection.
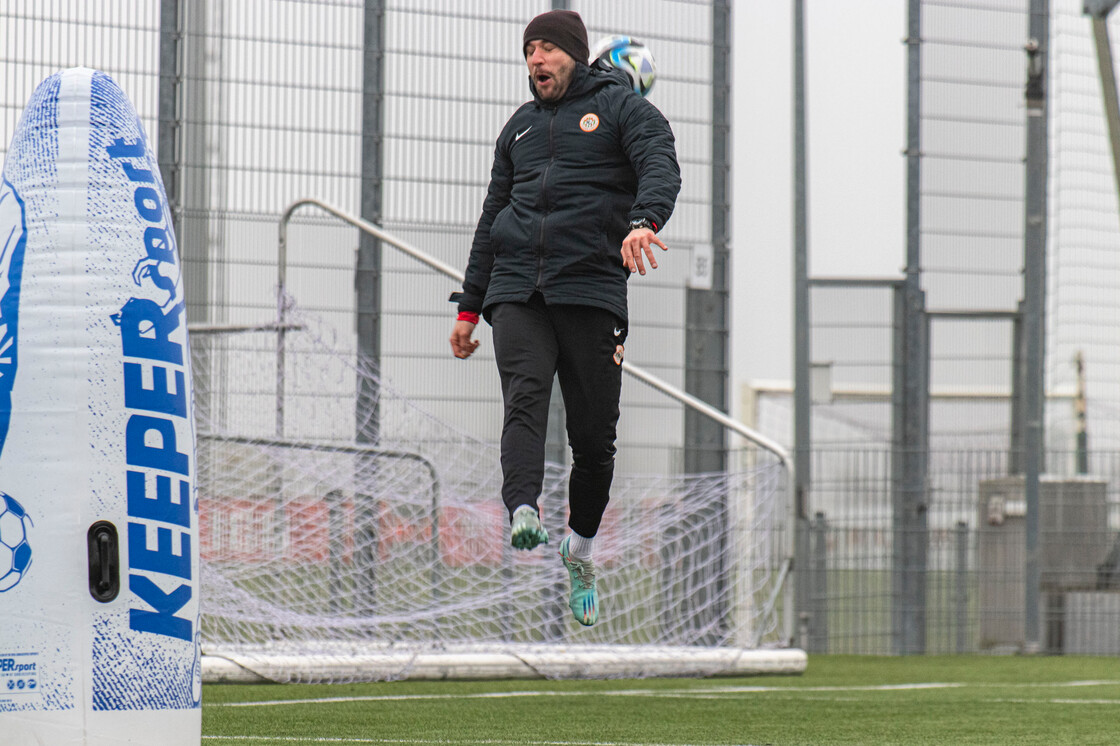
[{"xmin": 278, "ymin": 198, "xmax": 790, "ymax": 461}]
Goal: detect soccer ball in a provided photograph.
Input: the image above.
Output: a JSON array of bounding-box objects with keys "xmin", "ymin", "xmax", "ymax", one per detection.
[
  {"xmin": 592, "ymin": 35, "xmax": 657, "ymax": 97},
  {"xmin": 0, "ymin": 493, "xmax": 32, "ymax": 592}
]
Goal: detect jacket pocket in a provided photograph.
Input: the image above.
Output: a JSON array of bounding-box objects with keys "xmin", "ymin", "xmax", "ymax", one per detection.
[{"xmin": 489, "ymin": 205, "xmax": 511, "ymax": 256}]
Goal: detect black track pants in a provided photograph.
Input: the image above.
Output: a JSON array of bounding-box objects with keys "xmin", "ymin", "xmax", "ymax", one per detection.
[{"xmin": 490, "ymin": 294, "xmax": 625, "ymax": 538}]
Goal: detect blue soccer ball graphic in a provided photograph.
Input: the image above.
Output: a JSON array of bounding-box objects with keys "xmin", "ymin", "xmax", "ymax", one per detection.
[
  {"xmin": 0, "ymin": 493, "xmax": 32, "ymax": 591},
  {"xmin": 592, "ymin": 35, "xmax": 658, "ymax": 97}
]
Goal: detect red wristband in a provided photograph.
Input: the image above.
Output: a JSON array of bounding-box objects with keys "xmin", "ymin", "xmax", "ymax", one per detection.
[{"xmin": 457, "ymin": 311, "xmax": 480, "ymax": 325}]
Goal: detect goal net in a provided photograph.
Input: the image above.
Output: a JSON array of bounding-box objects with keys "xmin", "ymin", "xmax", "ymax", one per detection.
[{"xmin": 194, "ymin": 307, "xmax": 801, "ymax": 682}]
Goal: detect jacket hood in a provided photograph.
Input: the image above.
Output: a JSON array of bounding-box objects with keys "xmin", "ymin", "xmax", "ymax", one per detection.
[{"xmin": 526, "ymin": 62, "xmax": 627, "ymax": 106}]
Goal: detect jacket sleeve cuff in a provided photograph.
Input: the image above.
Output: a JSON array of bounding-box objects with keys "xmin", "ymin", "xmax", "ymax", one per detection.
[{"xmin": 457, "ymin": 311, "xmax": 480, "ymax": 325}]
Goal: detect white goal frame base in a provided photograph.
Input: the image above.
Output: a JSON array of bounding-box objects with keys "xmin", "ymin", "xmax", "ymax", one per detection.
[{"xmin": 202, "ymin": 643, "xmax": 807, "ymax": 683}]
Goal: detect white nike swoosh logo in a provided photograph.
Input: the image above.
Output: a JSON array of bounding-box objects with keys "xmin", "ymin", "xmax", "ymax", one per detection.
[{"xmin": 515, "ymin": 126, "xmax": 532, "ymax": 141}]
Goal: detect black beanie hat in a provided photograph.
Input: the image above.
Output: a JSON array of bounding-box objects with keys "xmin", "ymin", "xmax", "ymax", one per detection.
[{"xmin": 523, "ymin": 10, "xmax": 589, "ymax": 65}]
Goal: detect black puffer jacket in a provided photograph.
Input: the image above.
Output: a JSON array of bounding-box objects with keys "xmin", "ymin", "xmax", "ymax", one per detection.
[{"xmin": 457, "ymin": 63, "xmax": 681, "ymax": 324}]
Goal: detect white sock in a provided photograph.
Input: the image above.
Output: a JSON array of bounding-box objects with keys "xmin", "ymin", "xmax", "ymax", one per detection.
[{"xmin": 567, "ymin": 531, "xmax": 595, "ymax": 562}]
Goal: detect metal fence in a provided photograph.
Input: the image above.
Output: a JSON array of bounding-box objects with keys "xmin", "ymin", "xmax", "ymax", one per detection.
[
  {"xmin": 0, "ymin": 0, "xmax": 726, "ymax": 475},
  {"xmin": 780, "ymin": 0, "xmax": 1120, "ymax": 655},
  {"xmin": 801, "ymin": 446, "xmax": 1120, "ymax": 655}
]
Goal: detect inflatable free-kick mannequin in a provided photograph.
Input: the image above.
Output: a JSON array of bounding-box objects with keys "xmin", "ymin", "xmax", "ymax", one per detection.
[{"xmin": 0, "ymin": 67, "xmax": 200, "ymax": 746}]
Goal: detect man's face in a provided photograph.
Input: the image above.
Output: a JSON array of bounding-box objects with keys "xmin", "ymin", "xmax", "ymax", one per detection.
[{"xmin": 525, "ymin": 40, "xmax": 577, "ymax": 101}]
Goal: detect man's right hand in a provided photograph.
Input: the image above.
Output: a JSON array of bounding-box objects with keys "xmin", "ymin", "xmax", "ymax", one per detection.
[{"xmin": 450, "ymin": 319, "xmax": 480, "ymax": 359}]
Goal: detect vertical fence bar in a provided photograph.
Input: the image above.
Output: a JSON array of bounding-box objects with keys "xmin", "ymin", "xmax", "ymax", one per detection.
[
  {"xmin": 543, "ymin": 387, "xmax": 567, "ymax": 641},
  {"xmin": 897, "ymin": 0, "xmax": 929, "ymax": 655},
  {"xmin": 157, "ymin": 0, "xmax": 181, "ymax": 228},
  {"xmin": 810, "ymin": 511, "xmax": 828, "ymax": 652},
  {"xmin": 955, "ymin": 519, "xmax": 968, "ymax": 653},
  {"xmin": 679, "ymin": 0, "xmax": 734, "ymax": 646},
  {"xmin": 357, "ymin": 0, "xmax": 385, "ymax": 446},
  {"xmin": 1022, "ymin": 0, "xmax": 1050, "ymax": 653},
  {"xmin": 354, "ymin": 0, "xmax": 387, "ymax": 623},
  {"xmin": 792, "ymin": 0, "xmax": 812, "ymax": 648}
]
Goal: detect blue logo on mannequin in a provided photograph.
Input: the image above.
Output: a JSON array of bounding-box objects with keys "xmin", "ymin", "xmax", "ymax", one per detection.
[
  {"xmin": 0, "ymin": 180, "xmax": 31, "ymax": 593},
  {"xmin": 106, "ymin": 133, "xmax": 194, "ymax": 644}
]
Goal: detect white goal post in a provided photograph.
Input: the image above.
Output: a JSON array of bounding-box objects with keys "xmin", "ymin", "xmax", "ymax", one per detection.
[{"xmin": 192, "ymin": 199, "xmax": 803, "ymax": 683}]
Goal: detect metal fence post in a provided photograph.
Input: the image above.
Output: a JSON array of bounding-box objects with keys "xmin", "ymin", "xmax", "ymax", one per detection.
[
  {"xmin": 792, "ymin": 0, "xmax": 812, "ymax": 645},
  {"xmin": 544, "ymin": 380, "xmax": 567, "ymax": 642},
  {"xmin": 810, "ymin": 511, "xmax": 828, "ymax": 652},
  {"xmin": 357, "ymin": 0, "xmax": 385, "ymax": 446},
  {"xmin": 956, "ymin": 520, "xmax": 969, "ymax": 653},
  {"xmin": 896, "ymin": 0, "xmax": 930, "ymax": 655},
  {"xmin": 680, "ymin": 0, "xmax": 733, "ymax": 646},
  {"xmin": 1021, "ymin": 0, "xmax": 1050, "ymax": 654}
]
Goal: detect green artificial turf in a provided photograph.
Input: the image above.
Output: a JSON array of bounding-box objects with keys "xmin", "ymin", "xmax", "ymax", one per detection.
[{"xmin": 202, "ymin": 654, "xmax": 1120, "ymax": 745}]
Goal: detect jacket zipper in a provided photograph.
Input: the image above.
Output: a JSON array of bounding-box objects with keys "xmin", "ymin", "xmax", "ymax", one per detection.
[{"xmin": 536, "ymin": 108, "xmax": 558, "ymax": 291}]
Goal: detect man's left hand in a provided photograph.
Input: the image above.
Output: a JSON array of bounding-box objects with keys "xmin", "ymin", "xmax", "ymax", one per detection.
[{"xmin": 621, "ymin": 228, "xmax": 668, "ymax": 275}]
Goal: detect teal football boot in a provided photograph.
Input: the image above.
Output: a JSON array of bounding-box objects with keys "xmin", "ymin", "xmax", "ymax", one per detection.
[
  {"xmin": 558, "ymin": 535, "xmax": 598, "ymax": 626},
  {"xmin": 510, "ymin": 504, "xmax": 549, "ymax": 550}
]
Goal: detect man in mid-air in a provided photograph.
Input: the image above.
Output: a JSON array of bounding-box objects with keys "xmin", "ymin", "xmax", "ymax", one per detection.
[{"xmin": 450, "ymin": 9, "xmax": 681, "ymax": 626}]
